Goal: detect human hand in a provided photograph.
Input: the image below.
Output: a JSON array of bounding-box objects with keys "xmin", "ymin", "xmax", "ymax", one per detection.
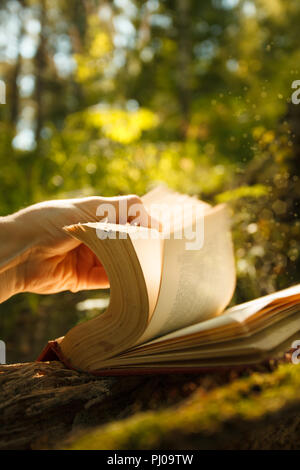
[{"xmin": 0, "ymin": 195, "xmax": 156, "ymax": 302}]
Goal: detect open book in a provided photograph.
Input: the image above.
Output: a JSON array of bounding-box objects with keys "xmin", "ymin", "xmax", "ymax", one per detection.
[{"xmin": 38, "ymin": 187, "xmax": 300, "ymax": 374}]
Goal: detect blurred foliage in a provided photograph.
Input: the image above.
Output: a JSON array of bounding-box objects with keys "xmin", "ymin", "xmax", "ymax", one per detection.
[{"xmin": 0, "ymin": 0, "xmax": 300, "ymax": 362}]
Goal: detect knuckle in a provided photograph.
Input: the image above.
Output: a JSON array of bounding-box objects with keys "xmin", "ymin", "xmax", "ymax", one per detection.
[{"xmin": 127, "ymin": 194, "xmax": 142, "ymax": 206}]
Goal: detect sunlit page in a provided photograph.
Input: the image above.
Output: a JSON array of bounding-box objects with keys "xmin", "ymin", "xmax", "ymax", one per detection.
[
  {"xmin": 143, "ymin": 283, "xmax": 300, "ymax": 346},
  {"xmin": 136, "ymin": 204, "xmax": 236, "ymax": 345}
]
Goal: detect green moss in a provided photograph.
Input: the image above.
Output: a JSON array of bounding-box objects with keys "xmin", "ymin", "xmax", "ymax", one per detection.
[{"xmin": 63, "ymin": 363, "xmax": 300, "ymax": 450}]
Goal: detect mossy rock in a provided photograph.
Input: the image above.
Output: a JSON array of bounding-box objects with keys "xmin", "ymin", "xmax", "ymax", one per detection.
[
  {"xmin": 64, "ymin": 362, "xmax": 300, "ymax": 450},
  {"xmin": 1, "ymin": 360, "xmax": 299, "ymax": 449}
]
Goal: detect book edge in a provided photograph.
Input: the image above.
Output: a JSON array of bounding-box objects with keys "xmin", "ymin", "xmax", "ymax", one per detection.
[{"xmin": 36, "ymin": 340, "xmax": 290, "ymax": 376}]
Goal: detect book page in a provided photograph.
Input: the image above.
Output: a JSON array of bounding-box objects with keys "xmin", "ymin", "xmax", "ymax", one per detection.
[
  {"xmin": 128, "ymin": 232, "xmax": 164, "ymax": 318},
  {"xmin": 102, "ymin": 307, "xmax": 300, "ymax": 368},
  {"xmin": 142, "ymin": 185, "xmax": 211, "ymax": 230},
  {"xmin": 136, "ymin": 203, "xmax": 236, "ymax": 345},
  {"xmin": 79, "ymin": 222, "xmax": 163, "ymax": 319},
  {"xmin": 141, "ymin": 283, "xmax": 300, "ymax": 347}
]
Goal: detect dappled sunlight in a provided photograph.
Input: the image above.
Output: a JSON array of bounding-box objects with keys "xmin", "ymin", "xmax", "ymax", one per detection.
[
  {"xmin": 0, "ymin": 0, "xmax": 300, "ymax": 362},
  {"xmin": 87, "ymin": 107, "xmax": 158, "ymax": 144}
]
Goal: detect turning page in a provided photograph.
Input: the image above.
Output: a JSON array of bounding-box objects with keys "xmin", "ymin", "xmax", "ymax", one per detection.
[{"xmin": 136, "ymin": 203, "xmax": 236, "ymax": 345}]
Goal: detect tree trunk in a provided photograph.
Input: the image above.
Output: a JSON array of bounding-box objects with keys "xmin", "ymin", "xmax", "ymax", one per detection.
[
  {"xmin": 34, "ymin": 0, "xmax": 47, "ymax": 144},
  {"xmin": 1, "ymin": 358, "xmax": 299, "ymax": 450},
  {"xmin": 0, "ymin": 361, "xmax": 116, "ymax": 450},
  {"xmin": 175, "ymin": 0, "xmax": 192, "ymax": 138}
]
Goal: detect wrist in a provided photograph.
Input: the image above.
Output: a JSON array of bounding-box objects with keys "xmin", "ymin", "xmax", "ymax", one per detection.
[
  {"xmin": 0, "ymin": 212, "xmax": 32, "ymax": 263},
  {"xmin": 0, "ymin": 265, "xmax": 24, "ymax": 302},
  {"xmin": 0, "ymin": 214, "xmax": 28, "ymax": 302}
]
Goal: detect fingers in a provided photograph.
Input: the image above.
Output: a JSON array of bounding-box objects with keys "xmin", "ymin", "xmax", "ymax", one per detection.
[
  {"xmin": 128, "ymin": 202, "xmax": 162, "ymax": 231},
  {"xmin": 76, "ymin": 195, "xmax": 161, "ymax": 230},
  {"xmin": 75, "ymin": 244, "xmax": 109, "ymax": 291},
  {"xmin": 86, "ymin": 265, "xmax": 109, "ymax": 289}
]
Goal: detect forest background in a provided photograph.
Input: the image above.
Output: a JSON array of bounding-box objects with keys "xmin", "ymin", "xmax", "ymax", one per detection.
[{"xmin": 1, "ymin": 0, "xmax": 300, "ymax": 363}]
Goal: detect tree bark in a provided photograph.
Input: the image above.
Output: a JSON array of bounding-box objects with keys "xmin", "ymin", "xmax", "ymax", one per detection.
[
  {"xmin": 0, "ymin": 359, "xmax": 299, "ymax": 450},
  {"xmin": 0, "ymin": 360, "xmax": 248, "ymax": 450},
  {"xmin": 0, "ymin": 361, "xmax": 115, "ymax": 450},
  {"xmin": 1, "ymin": 360, "xmax": 207, "ymax": 450}
]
